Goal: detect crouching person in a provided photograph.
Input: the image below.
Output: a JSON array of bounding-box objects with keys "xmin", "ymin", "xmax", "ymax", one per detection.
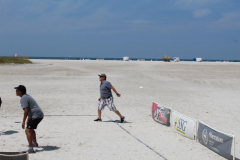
[{"xmin": 15, "ymin": 85, "xmax": 44, "ymax": 153}]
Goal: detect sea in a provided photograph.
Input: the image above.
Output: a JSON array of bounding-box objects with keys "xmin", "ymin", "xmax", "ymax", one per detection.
[
  {"xmin": 1, "ymin": 56, "xmax": 239, "ymax": 62},
  {"xmin": 28, "ymin": 57, "xmax": 240, "ymax": 62}
]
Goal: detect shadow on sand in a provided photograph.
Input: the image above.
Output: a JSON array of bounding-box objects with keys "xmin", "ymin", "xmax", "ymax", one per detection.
[
  {"xmin": 15, "ymin": 122, "xmax": 21, "ymax": 123},
  {"xmin": 103, "ymin": 120, "xmax": 131, "ymax": 124},
  {"xmin": 1, "ymin": 130, "xmax": 19, "ymax": 135},
  {"xmin": 35, "ymin": 146, "xmax": 60, "ymax": 152}
]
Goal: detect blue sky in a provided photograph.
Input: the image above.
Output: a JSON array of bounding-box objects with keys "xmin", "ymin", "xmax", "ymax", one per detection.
[{"xmin": 0, "ymin": 0, "xmax": 240, "ymax": 59}]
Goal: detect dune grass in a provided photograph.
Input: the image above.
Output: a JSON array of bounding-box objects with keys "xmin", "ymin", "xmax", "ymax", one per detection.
[{"xmin": 0, "ymin": 56, "xmax": 32, "ymax": 64}]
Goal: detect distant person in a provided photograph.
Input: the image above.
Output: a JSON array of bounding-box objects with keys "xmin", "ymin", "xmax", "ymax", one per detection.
[
  {"xmin": 94, "ymin": 74, "xmax": 125, "ymax": 123},
  {"xmin": 15, "ymin": 85, "xmax": 44, "ymax": 153},
  {"xmin": 0, "ymin": 97, "xmax": 2, "ymax": 108}
]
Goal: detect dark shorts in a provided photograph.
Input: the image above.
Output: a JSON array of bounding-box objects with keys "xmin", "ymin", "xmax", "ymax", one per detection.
[{"xmin": 27, "ymin": 118, "xmax": 43, "ymax": 129}]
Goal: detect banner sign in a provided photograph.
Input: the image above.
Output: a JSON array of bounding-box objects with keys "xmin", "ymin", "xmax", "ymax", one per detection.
[
  {"xmin": 197, "ymin": 121, "xmax": 233, "ymax": 159},
  {"xmin": 152, "ymin": 102, "xmax": 171, "ymax": 126},
  {"xmin": 171, "ymin": 110, "xmax": 197, "ymax": 140}
]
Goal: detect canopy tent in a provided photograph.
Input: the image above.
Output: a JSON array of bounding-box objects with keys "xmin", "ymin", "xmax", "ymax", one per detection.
[
  {"xmin": 162, "ymin": 55, "xmax": 171, "ymax": 59},
  {"xmin": 162, "ymin": 55, "xmax": 171, "ymax": 62}
]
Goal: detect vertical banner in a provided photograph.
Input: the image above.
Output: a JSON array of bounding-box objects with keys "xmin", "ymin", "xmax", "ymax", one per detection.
[
  {"xmin": 152, "ymin": 102, "xmax": 171, "ymax": 126},
  {"xmin": 171, "ymin": 110, "xmax": 197, "ymax": 140},
  {"xmin": 197, "ymin": 121, "xmax": 233, "ymax": 159},
  {"xmin": 152, "ymin": 102, "xmax": 158, "ymax": 120}
]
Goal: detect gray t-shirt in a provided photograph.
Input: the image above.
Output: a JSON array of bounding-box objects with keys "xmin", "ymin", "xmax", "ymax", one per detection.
[
  {"xmin": 20, "ymin": 94, "xmax": 44, "ymax": 119},
  {"xmin": 100, "ymin": 80, "xmax": 113, "ymax": 99}
]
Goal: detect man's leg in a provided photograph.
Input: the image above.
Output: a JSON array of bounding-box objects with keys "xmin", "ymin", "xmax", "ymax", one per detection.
[
  {"xmin": 94, "ymin": 109, "xmax": 102, "ymax": 121},
  {"xmin": 98, "ymin": 109, "xmax": 102, "ymax": 119},
  {"xmin": 31, "ymin": 129, "xmax": 39, "ymax": 147},
  {"xmin": 25, "ymin": 129, "xmax": 33, "ymax": 147},
  {"xmin": 95, "ymin": 99, "xmax": 105, "ymax": 121},
  {"xmin": 31, "ymin": 129, "xmax": 37, "ymax": 143},
  {"xmin": 115, "ymin": 110, "xmax": 123, "ymax": 118},
  {"xmin": 108, "ymin": 97, "xmax": 124, "ymax": 121}
]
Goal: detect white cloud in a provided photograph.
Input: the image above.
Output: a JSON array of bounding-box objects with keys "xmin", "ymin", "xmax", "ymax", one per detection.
[
  {"xmin": 192, "ymin": 9, "xmax": 210, "ymax": 18},
  {"xmin": 0, "ymin": 1, "xmax": 161, "ymax": 34},
  {"xmin": 171, "ymin": 0, "xmax": 222, "ymax": 10},
  {"xmin": 0, "ymin": 1, "xmax": 112, "ymax": 34},
  {"xmin": 208, "ymin": 12, "xmax": 240, "ymax": 30}
]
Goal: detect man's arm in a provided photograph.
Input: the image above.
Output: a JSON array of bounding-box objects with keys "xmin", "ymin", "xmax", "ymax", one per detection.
[
  {"xmin": 111, "ymin": 87, "xmax": 121, "ymax": 97},
  {"xmin": 22, "ymin": 108, "xmax": 28, "ymax": 129}
]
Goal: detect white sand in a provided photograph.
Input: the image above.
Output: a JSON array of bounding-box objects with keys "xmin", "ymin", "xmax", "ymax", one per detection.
[{"xmin": 0, "ymin": 60, "xmax": 240, "ymax": 160}]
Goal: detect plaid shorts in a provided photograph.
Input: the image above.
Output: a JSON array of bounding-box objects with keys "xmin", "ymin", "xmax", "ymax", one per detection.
[{"xmin": 98, "ymin": 97, "xmax": 117, "ymax": 111}]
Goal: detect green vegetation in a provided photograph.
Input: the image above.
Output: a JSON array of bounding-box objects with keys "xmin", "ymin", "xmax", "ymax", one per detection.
[{"xmin": 0, "ymin": 56, "xmax": 32, "ymax": 64}]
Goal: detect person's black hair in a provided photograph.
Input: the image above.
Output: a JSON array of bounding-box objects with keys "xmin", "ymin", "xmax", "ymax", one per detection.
[
  {"xmin": 22, "ymin": 90, "xmax": 26, "ymax": 95},
  {"xmin": 18, "ymin": 89, "xmax": 26, "ymax": 95},
  {"xmin": 100, "ymin": 76, "xmax": 107, "ymax": 80}
]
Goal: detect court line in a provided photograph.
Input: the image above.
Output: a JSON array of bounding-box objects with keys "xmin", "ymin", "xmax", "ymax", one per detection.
[
  {"xmin": 0, "ymin": 115, "xmax": 97, "ymax": 117},
  {"xmin": 44, "ymin": 115, "xmax": 97, "ymax": 117},
  {"xmin": 2, "ymin": 114, "xmax": 167, "ymax": 159},
  {"xmin": 106, "ymin": 116, "xmax": 167, "ymax": 160}
]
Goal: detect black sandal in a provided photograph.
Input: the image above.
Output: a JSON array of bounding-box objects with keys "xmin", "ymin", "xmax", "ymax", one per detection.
[{"xmin": 94, "ymin": 118, "xmax": 102, "ymax": 121}]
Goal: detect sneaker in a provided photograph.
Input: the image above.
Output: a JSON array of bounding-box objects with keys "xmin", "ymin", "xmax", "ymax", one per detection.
[
  {"xmin": 94, "ymin": 118, "xmax": 102, "ymax": 121},
  {"xmin": 121, "ymin": 116, "xmax": 125, "ymax": 123},
  {"xmin": 25, "ymin": 147, "xmax": 35, "ymax": 153},
  {"xmin": 33, "ymin": 142, "xmax": 38, "ymax": 147}
]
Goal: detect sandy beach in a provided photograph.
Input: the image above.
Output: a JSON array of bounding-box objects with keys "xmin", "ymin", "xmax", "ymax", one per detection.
[{"xmin": 0, "ymin": 59, "xmax": 240, "ymax": 160}]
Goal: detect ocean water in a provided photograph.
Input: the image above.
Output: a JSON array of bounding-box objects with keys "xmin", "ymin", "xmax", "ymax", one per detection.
[
  {"xmin": 29, "ymin": 57, "xmax": 164, "ymax": 61},
  {"xmin": 0, "ymin": 56, "xmax": 239, "ymax": 62},
  {"xmin": 28, "ymin": 57, "xmax": 240, "ymax": 62}
]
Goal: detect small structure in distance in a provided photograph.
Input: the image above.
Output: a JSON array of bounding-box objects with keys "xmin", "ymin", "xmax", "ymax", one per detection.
[
  {"xmin": 196, "ymin": 58, "xmax": 202, "ymax": 62},
  {"xmin": 173, "ymin": 57, "xmax": 180, "ymax": 62},
  {"xmin": 162, "ymin": 55, "xmax": 171, "ymax": 62},
  {"xmin": 192, "ymin": 58, "xmax": 202, "ymax": 62},
  {"xmin": 123, "ymin": 56, "xmax": 129, "ymax": 61}
]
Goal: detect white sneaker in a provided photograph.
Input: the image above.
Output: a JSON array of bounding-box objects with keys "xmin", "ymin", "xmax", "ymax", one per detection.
[
  {"xmin": 33, "ymin": 142, "xmax": 38, "ymax": 147},
  {"xmin": 25, "ymin": 147, "xmax": 35, "ymax": 153}
]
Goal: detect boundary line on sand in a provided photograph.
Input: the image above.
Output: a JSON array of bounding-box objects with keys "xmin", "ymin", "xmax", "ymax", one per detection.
[
  {"xmin": 0, "ymin": 115, "xmax": 97, "ymax": 117},
  {"xmin": 106, "ymin": 116, "xmax": 167, "ymax": 160},
  {"xmin": 2, "ymin": 114, "xmax": 167, "ymax": 159},
  {"xmin": 44, "ymin": 115, "xmax": 97, "ymax": 117}
]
